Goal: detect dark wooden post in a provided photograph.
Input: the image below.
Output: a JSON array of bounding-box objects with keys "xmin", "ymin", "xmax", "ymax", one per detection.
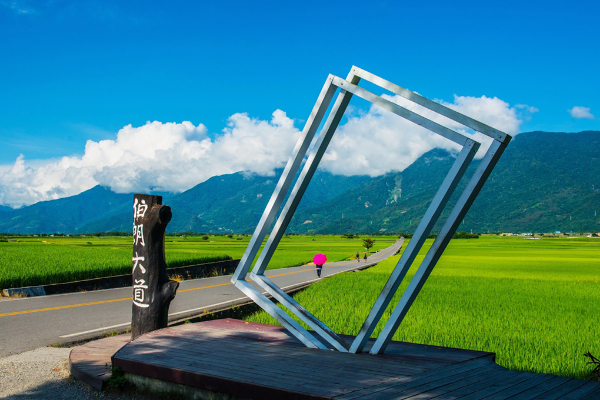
[{"xmin": 131, "ymin": 194, "xmax": 179, "ymax": 340}]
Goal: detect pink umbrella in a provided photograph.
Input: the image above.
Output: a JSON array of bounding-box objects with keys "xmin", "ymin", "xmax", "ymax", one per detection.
[{"xmin": 313, "ymin": 253, "xmax": 327, "ymax": 266}]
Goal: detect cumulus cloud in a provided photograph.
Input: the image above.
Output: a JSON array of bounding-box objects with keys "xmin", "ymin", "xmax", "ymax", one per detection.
[
  {"xmin": 320, "ymin": 94, "xmax": 531, "ymax": 176},
  {"xmin": 0, "ymin": 95, "xmax": 532, "ymax": 208},
  {"xmin": 0, "ymin": 111, "xmax": 301, "ymax": 208},
  {"xmin": 568, "ymin": 106, "xmax": 594, "ymax": 119}
]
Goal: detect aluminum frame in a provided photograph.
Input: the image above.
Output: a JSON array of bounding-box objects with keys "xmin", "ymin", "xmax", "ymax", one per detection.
[{"xmin": 231, "ymin": 66, "xmax": 511, "ymax": 354}]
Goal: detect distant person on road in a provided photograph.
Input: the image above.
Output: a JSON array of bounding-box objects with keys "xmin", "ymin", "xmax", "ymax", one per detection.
[
  {"xmin": 356, "ymin": 252, "xmax": 360, "ymax": 262},
  {"xmin": 313, "ymin": 253, "xmax": 327, "ymax": 278},
  {"xmin": 363, "ymin": 252, "xmax": 368, "ymax": 262},
  {"xmin": 315, "ymin": 263, "xmax": 323, "ymax": 277}
]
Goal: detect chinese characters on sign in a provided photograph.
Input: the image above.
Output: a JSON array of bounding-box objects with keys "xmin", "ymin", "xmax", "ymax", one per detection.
[
  {"xmin": 130, "ymin": 194, "xmax": 177, "ymax": 339},
  {"xmin": 132, "ymin": 253, "xmax": 146, "ymax": 274},
  {"xmin": 133, "ymin": 279, "xmax": 149, "ymax": 306},
  {"xmin": 132, "ymin": 198, "xmax": 149, "ymax": 308},
  {"xmin": 133, "ymin": 224, "xmax": 145, "ymax": 246},
  {"xmin": 133, "ymin": 198, "xmax": 148, "ymax": 219}
]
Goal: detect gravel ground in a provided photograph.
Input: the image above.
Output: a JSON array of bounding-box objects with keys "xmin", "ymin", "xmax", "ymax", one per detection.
[{"xmin": 0, "ymin": 347, "xmax": 155, "ymax": 400}]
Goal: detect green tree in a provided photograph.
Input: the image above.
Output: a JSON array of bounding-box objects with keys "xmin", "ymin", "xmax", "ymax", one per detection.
[
  {"xmin": 362, "ymin": 238, "xmax": 375, "ymax": 252},
  {"xmin": 453, "ymin": 231, "xmax": 479, "ymax": 239}
]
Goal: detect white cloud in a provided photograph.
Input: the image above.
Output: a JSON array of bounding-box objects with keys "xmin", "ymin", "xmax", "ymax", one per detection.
[
  {"xmin": 0, "ymin": 0, "xmax": 36, "ymax": 14},
  {"xmin": 0, "ymin": 95, "xmax": 532, "ymax": 208},
  {"xmin": 515, "ymin": 104, "xmax": 540, "ymax": 114},
  {"xmin": 320, "ymin": 94, "xmax": 531, "ymax": 176},
  {"xmin": 0, "ymin": 112, "xmax": 301, "ymax": 208},
  {"xmin": 514, "ymin": 104, "xmax": 539, "ymax": 122},
  {"xmin": 568, "ymin": 106, "xmax": 594, "ymax": 119}
]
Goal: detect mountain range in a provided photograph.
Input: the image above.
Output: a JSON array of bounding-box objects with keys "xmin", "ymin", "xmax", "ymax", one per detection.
[{"xmin": 1, "ymin": 131, "xmax": 599, "ymax": 234}]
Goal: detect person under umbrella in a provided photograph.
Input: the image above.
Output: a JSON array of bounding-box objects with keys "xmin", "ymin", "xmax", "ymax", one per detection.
[{"xmin": 313, "ymin": 253, "xmax": 327, "ymax": 278}]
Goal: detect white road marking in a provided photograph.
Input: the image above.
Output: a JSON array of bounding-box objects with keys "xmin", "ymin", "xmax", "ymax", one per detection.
[
  {"xmin": 167, "ymin": 297, "xmax": 247, "ymax": 317},
  {"xmin": 60, "ymin": 322, "xmax": 130, "ymax": 338}
]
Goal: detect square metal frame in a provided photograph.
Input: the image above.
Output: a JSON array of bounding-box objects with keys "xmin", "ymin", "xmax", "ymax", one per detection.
[{"xmin": 230, "ymin": 66, "xmax": 511, "ymax": 354}]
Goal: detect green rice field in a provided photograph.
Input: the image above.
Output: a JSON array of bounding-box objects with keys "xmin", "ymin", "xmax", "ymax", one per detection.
[
  {"xmin": 0, "ymin": 234, "xmax": 394, "ymax": 290},
  {"xmin": 244, "ymin": 235, "xmax": 600, "ymax": 379},
  {"xmin": 2, "ymin": 233, "xmax": 598, "ymax": 379}
]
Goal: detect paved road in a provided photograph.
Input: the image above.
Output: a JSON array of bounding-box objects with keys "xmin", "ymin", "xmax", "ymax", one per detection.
[{"xmin": 0, "ymin": 240, "xmax": 403, "ymax": 357}]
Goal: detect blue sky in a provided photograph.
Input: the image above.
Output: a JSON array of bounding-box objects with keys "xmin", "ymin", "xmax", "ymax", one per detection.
[{"xmin": 0, "ymin": 0, "xmax": 599, "ymax": 207}]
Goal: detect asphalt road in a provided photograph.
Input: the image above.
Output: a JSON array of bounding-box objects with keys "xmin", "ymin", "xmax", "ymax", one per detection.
[{"xmin": 0, "ymin": 240, "xmax": 403, "ymax": 357}]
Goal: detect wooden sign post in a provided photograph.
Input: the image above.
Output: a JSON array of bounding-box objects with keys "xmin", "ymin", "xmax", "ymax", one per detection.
[{"xmin": 131, "ymin": 194, "xmax": 179, "ymax": 340}]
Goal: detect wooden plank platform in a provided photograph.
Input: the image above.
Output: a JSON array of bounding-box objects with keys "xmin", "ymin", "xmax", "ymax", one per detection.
[{"xmin": 102, "ymin": 319, "xmax": 600, "ymax": 399}]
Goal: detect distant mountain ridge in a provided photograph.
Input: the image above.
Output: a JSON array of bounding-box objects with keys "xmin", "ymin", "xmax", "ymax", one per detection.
[
  {"xmin": 0, "ymin": 170, "xmax": 370, "ymax": 234},
  {"xmin": 1, "ymin": 131, "xmax": 599, "ymax": 234},
  {"xmin": 0, "ymin": 186, "xmax": 131, "ymax": 234},
  {"xmin": 289, "ymin": 131, "xmax": 600, "ymax": 233},
  {"xmin": 287, "ymin": 148, "xmax": 457, "ymax": 234},
  {"xmin": 466, "ymin": 130, "xmax": 600, "ymax": 232}
]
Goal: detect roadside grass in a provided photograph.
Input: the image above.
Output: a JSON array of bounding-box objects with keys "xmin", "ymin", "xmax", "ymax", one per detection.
[
  {"xmin": 244, "ymin": 236, "xmax": 600, "ymax": 379},
  {"xmin": 0, "ymin": 234, "xmax": 395, "ymax": 290}
]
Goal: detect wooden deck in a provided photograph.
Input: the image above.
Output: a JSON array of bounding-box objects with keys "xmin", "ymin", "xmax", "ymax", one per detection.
[
  {"xmin": 69, "ymin": 333, "xmax": 131, "ymax": 390},
  {"xmin": 92, "ymin": 319, "xmax": 599, "ymax": 399}
]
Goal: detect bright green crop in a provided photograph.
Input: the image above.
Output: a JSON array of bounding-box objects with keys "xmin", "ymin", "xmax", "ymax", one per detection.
[
  {"xmin": 245, "ymin": 236, "xmax": 600, "ymax": 379},
  {"xmin": 0, "ymin": 234, "xmax": 395, "ymax": 289}
]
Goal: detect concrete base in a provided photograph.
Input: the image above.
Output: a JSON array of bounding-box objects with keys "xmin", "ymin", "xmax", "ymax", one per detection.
[
  {"xmin": 125, "ymin": 372, "xmax": 248, "ymax": 400},
  {"xmin": 69, "ymin": 334, "xmax": 131, "ymax": 390}
]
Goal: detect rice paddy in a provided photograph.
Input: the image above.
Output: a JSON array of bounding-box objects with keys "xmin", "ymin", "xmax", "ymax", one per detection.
[
  {"xmin": 0, "ymin": 234, "xmax": 394, "ymax": 290},
  {"xmin": 244, "ymin": 235, "xmax": 600, "ymax": 379},
  {"xmin": 2, "ymin": 233, "xmax": 597, "ymax": 379}
]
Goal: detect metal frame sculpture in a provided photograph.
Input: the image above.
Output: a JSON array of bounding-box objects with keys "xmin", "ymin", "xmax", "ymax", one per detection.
[{"xmin": 231, "ymin": 66, "xmax": 511, "ymax": 354}]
